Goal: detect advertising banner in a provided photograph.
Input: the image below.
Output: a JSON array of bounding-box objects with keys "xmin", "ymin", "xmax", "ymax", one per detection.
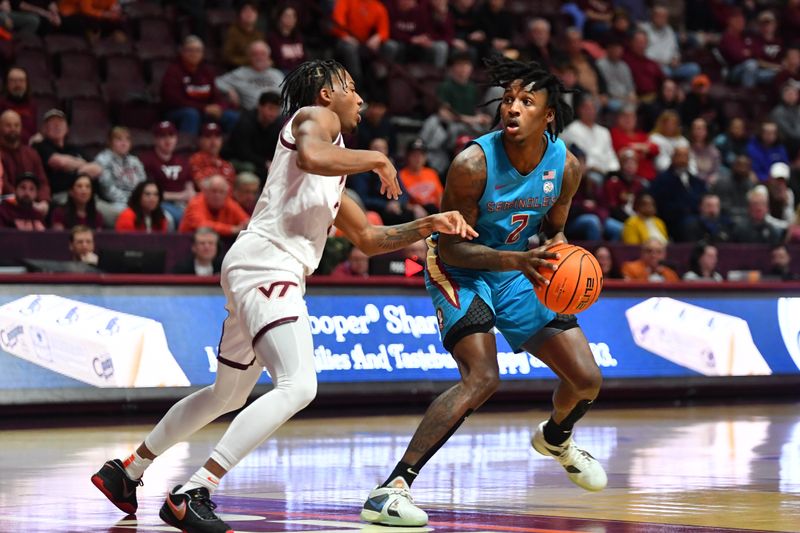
[{"xmin": 0, "ymin": 289, "xmax": 798, "ymax": 394}]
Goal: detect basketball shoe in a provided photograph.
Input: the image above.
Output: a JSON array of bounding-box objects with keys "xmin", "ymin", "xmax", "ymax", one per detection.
[
  {"xmin": 91, "ymin": 459, "xmax": 143, "ymax": 514},
  {"xmin": 360, "ymin": 476, "xmax": 428, "ymax": 526},
  {"xmin": 159, "ymin": 485, "xmax": 233, "ymax": 533},
  {"xmin": 531, "ymin": 420, "xmax": 607, "ymax": 491}
]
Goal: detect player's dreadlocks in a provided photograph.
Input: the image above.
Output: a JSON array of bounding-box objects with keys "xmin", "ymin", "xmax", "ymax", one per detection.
[
  {"xmin": 280, "ymin": 59, "xmax": 348, "ymax": 115},
  {"xmin": 483, "ymin": 56, "xmax": 575, "ymax": 141}
]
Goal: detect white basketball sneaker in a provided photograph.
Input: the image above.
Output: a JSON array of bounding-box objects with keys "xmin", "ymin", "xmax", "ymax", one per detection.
[
  {"xmin": 531, "ymin": 420, "xmax": 607, "ymax": 491},
  {"xmin": 360, "ymin": 476, "xmax": 428, "ymax": 526}
]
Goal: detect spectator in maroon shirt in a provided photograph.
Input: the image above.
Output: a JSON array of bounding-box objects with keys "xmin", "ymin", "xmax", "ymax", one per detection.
[
  {"xmin": 429, "ymin": 0, "xmax": 461, "ymax": 53},
  {"xmin": 623, "ymin": 30, "xmax": 665, "ymax": 99},
  {"xmin": 0, "ymin": 172, "xmax": 45, "ymax": 230},
  {"xmin": 477, "ymin": 0, "xmax": 515, "ymax": 57},
  {"xmin": 0, "ymin": 68, "xmax": 36, "ymax": 144},
  {"xmin": 0, "ymin": 109, "xmax": 48, "ymax": 215},
  {"xmin": 383, "ymin": 0, "xmax": 448, "ymax": 69},
  {"xmin": 604, "ymin": 148, "xmax": 648, "ymax": 225},
  {"xmin": 720, "ymin": 10, "xmax": 776, "ymax": 88},
  {"xmin": 139, "ymin": 121, "xmax": 194, "ymax": 226},
  {"xmin": 451, "ymin": 0, "xmax": 482, "ymax": 58},
  {"xmin": 50, "ymin": 174, "xmax": 104, "ymax": 230},
  {"xmin": 753, "ymin": 10, "xmax": 784, "ymax": 70},
  {"xmin": 267, "ymin": 5, "xmax": 306, "ymax": 74},
  {"xmin": 610, "ymin": 105, "xmax": 658, "ymax": 180},
  {"xmin": 161, "ymin": 35, "xmax": 239, "ymax": 134}
]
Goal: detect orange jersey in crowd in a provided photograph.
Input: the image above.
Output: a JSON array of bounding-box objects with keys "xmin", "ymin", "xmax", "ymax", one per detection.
[
  {"xmin": 178, "ymin": 192, "xmax": 250, "ymax": 237},
  {"xmin": 59, "ymin": 0, "xmax": 118, "ymax": 18},
  {"xmin": 331, "ymin": 0, "xmax": 389, "ymax": 42},
  {"xmin": 399, "ymin": 166, "xmax": 443, "ymax": 209}
]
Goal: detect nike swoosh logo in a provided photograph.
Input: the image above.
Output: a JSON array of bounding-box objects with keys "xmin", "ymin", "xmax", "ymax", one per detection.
[
  {"xmin": 365, "ymin": 494, "xmax": 389, "ymax": 512},
  {"xmin": 407, "ymin": 467, "xmax": 419, "ymax": 476},
  {"xmin": 167, "ymin": 496, "xmax": 187, "ymax": 520}
]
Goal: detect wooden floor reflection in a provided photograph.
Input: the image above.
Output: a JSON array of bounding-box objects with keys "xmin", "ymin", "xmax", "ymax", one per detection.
[{"xmin": 1, "ymin": 403, "xmax": 799, "ymax": 532}]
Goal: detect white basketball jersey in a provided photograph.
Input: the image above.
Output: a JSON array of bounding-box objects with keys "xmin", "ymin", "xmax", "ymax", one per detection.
[{"xmin": 241, "ymin": 110, "xmax": 347, "ymax": 276}]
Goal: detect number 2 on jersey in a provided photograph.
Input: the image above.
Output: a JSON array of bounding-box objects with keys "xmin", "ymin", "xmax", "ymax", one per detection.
[{"xmin": 505, "ymin": 214, "xmax": 529, "ymax": 244}]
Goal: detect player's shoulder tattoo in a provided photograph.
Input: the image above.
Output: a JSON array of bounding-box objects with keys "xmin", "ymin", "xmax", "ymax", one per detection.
[
  {"xmin": 564, "ymin": 150, "xmax": 581, "ymax": 181},
  {"xmin": 451, "ymin": 144, "xmax": 487, "ymax": 191}
]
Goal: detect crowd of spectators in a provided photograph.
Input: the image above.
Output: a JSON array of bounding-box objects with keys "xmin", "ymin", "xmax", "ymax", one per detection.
[{"xmin": 0, "ymin": 0, "xmax": 798, "ymax": 281}]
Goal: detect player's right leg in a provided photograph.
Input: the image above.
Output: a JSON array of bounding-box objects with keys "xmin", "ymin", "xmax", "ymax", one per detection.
[
  {"xmin": 361, "ymin": 269, "xmax": 499, "ymax": 526},
  {"xmin": 92, "ymin": 312, "xmax": 263, "ymax": 514}
]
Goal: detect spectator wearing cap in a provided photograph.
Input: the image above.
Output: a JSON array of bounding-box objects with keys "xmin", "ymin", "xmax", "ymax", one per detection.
[
  {"xmin": 679, "ymin": 74, "xmax": 722, "ymax": 132},
  {"xmin": 179, "ymin": 174, "xmax": 249, "ymax": 237},
  {"xmin": 222, "ymin": 91, "xmax": 282, "ymax": 181},
  {"xmin": 140, "ymin": 121, "xmax": 193, "ymax": 226},
  {"xmin": 719, "ymin": 10, "xmax": 776, "ymax": 88},
  {"xmin": 382, "ymin": 0, "xmax": 448, "ymax": 70},
  {"xmin": 610, "ymin": 105, "xmax": 658, "ymax": 180},
  {"xmin": 0, "ymin": 68, "xmax": 36, "ymax": 144},
  {"xmin": 162, "ymin": 35, "xmax": 239, "ymax": 134},
  {"xmin": 561, "ymin": 96, "xmax": 620, "ymax": 184},
  {"xmin": 267, "ymin": 5, "xmax": 306, "ymax": 74},
  {"xmin": 189, "ymin": 122, "xmax": 236, "ymax": 190},
  {"xmin": 747, "ymin": 121, "xmax": 790, "ymax": 181},
  {"xmin": 0, "ymin": 172, "xmax": 45, "ymax": 230},
  {"xmin": 640, "ymin": 4, "xmax": 700, "ymax": 81},
  {"xmin": 231, "ymin": 171, "xmax": 260, "ymax": 216},
  {"xmin": 215, "ymin": 40, "xmax": 284, "ymax": 111},
  {"xmin": 331, "ymin": 0, "xmax": 390, "ymax": 89},
  {"xmin": 348, "ymin": 137, "xmax": 418, "ymax": 225},
  {"xmin": 398, "ymin": 139, "xmax": 443, "ymax": 216},
  {"xmin": 222, "ymin": 1, "xmax": 264, "ymax": 68},
  {"xmin": 419, "ymin": 52, "xmax": 492, "ymax": 176},
  {"xmin": 623, "ymin": 30, "xmax": 665, "ymax": 100},
  {"xmin": 767, "ymin": 162, "xmax": 795, "ymax": 226},
  {"xmin": 770, "ymin": 82, "xmax": 800, "ymax": 159},
  {"xmin": 357, "ymin": 96, "xmax": 397, "ymax": 158},
  {"xmin": 595, "ymin": 37, "xmax": 636, "ymax": 112},
  {"xmin": 0, "ymin": 109, "xmax": 49, "ymax": 215},
  {"xmin": 94, "ymin": 126, "xmax": 146, "ymax": 226},
  {"xmin": 33, "ymin": 109, "xmax": 102, "ymax": 203}
]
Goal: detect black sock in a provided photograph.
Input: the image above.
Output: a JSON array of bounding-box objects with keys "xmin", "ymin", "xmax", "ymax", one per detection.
[
  {"xmin": 383, "ymin": 461, "xmax": 419, "ymax": 488},
  {"xmin": 543, "ymin": 399, "xmax": 595, "ymax": 445},
  {"xmin": 543, "ymin": 417, "xmax": 571, "ymax": 445}
]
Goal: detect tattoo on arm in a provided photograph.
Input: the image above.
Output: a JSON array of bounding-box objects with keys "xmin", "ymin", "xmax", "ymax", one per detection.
[{"xmin": 370, "ymin": 218, "xmax": 433, "ymax": 251}]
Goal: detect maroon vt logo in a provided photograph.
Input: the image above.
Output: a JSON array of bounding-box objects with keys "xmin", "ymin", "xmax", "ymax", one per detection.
[{"xmin": 258, "ymin": 281, "xmax": 298, "ymax": 299}]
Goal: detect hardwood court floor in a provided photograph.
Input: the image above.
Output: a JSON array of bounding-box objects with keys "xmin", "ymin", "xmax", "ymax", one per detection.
[{"xmin": 0, "ymin": 403, "xmax": 798, "ymax": 532}]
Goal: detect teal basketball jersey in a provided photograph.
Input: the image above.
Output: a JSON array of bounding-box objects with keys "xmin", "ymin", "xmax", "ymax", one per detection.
[{"xmin": 471, "ymin": 130, "xmax": 567, "ymax": 252}]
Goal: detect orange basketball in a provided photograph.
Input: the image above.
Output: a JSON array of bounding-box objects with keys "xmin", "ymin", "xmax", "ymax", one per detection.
[{"xmin": 533, "ymin": 243, "xmax": 603, "ymax": 314}]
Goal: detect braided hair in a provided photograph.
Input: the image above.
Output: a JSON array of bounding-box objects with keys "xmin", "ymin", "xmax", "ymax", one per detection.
[
  {"xmin": 483, "ymin": 56, "xmax": 575, "ymax": 141},
  {"xmin": 280, "ymin": 59, "xmax": 348, "ymax": 115}
]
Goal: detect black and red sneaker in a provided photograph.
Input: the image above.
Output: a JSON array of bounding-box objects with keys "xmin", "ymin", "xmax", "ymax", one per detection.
[
  {"xmin": 91, "ymin": 459, "xmax": 143, "ymax": 514},
  {"xmin": 159, "ymin": 485, "xmax": 234, "ymax": 533}
]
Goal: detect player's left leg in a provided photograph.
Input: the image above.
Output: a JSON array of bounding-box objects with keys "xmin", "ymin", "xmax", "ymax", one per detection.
[{"xmin": 522, "ymin": 323, "xmax": 607, "ymax": 491}]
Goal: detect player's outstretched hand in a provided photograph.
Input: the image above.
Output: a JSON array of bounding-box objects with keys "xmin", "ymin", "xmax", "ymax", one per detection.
[
  {"xmin": 430, "ymin": 211, "xmax": 479, "ymax": 239},
  {"xmin": 518, "ymin": 245, "xmax": 560, "ymax": 287},
  {"xmin": 374, "ymin": 153, "xmax": 401, "ymax": 200}
]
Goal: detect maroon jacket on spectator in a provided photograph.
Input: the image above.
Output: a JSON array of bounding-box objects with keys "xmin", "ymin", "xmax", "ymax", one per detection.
[
  {"xmin": 719, "ymin": 30, "xmax": 755, "ymax": 66},
  {"xmin": 623, "ymin": 49, "xmax": 664, "ymax": 97},
  {"xmin": 753, "ymin": 35, "xmax": 784, "ymax": 64},
  {"xmin": 160, "ymin": 60, "xmax": 224, "ymax": 112},
  {"xmin": 140, "ymin": 149, "xmax": 193, "ymax": 194},
  {"xmin": 0, "ymin": 97, "xmax": 36, "ymax": 145},
  {"xmin": 430, "ymin": 7, "xmax": 455, "ymax": 44},
  {"xmin": 267, "ymin": 32, "xmax": 305, "ymax": 72},
  {"xmin": 0, "ymin": 199, "xmax": 45, "ymax": 230},
  {"xmin": 0, "ymin": 145, "xmax": 49, "ymax": 202},
  {"xmin": 388, "ymin": 0, "xmax": 432, "ymax": 43}
]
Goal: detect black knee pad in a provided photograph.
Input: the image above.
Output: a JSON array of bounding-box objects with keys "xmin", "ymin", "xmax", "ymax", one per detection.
[{"xmin": 442, "ymin": 297, "xmax": 496, "ymax": 352}]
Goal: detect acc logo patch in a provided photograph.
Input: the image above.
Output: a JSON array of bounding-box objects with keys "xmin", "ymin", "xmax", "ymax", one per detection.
[{"xmin": 543, "ymin": 181, "xmax": 554, "ymax": 194}]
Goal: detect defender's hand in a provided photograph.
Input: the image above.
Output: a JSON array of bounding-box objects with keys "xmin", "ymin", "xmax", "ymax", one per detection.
[
  {"xmin": 374, "ymin": 153, "xmax": 401, "ymax": 200},
  {"xmin": 430, "ymin": 211, "xmax": 479, "ymax": 239}
]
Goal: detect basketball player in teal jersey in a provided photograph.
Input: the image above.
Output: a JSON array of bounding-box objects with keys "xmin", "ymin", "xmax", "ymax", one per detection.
[{"xmin": 361, "ymin": 57, "xmax": 607, "ymax": 526}]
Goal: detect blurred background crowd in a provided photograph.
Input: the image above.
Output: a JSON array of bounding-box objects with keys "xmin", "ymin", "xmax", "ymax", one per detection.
[{"xmin": 0, "ymin": 0, "xmax": 798, "ymax": 281}]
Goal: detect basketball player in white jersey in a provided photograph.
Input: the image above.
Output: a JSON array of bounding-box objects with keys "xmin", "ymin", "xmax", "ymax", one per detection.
[{"xmin": 91, "ymin": 59, "xmax": 477, "ymax": 533}]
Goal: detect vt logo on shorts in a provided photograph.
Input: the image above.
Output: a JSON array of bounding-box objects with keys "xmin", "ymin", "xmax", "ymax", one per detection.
[{"xmin": 258, "ymin": 281, "xmax": 298, "ymax": 299}]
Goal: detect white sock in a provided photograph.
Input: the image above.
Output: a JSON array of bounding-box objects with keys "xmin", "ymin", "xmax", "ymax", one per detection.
[
  {"xmin": 122, "ymin": 452, "xmax": 152, "ymax": 481},
  {"xmin": 178, "ymin": 467, "xmax": 220, "ymax": 495}
]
